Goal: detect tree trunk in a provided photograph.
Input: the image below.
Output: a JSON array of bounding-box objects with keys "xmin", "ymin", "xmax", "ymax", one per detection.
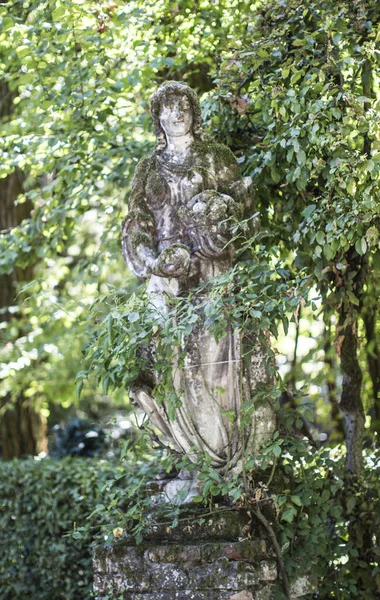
[
  {"xmin": 337, "ymin": 309, "xmax": 364, "ymax": 475},
  {"xmin": 323, "ymin": 315, "xmax": 345, "ymax": 441},
  {"xmin": 0, "ymin": 398, "xmax": 47, "ymax": 460},
  {"xmin": 334, "ymin": 54, "xmax": 373, "ymax": 474},
  {"xmin": 0, "ymin": 82, "xmax": 47, "ymax": 459},
  {"xmin": 363, "ymin": 305, "xmax": 380, "ymax": 439}
]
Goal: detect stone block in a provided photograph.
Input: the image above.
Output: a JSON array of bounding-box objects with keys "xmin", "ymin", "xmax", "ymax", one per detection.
[
  {"xmin": 189, "ymin": 559, "xmax": 258, "ymax": 590},
  {"xmin": 146, "ymin": 544, "xmax": 202, "ymax": 564},
  {"xmin": 95, "ymin": 544, "xmax": 144, "ymax": 573},
  {"xmin": 130, "ymin": 592, "xmax": 239, "ymax": 600},
  {"xmin": 252, "ymin": 585, "xmax": 274, "ymax": 600},
  {"xmin": 149, "ymin": 564, "xmax": 189, "ymax": 589},
  {"xmin": 140, "ymin": 510, "xmax": 250, "ymax": 543},
  {"xmin": 258, "ymin": 560, "xmax": 277, "ymax": 581},
  {"xmin": 200, "ymin": 540, "xmax": 267, "ymax": 564},
  {"xmin": 144, "ymin": 538, "xmax": 267, "ymax": 567},
  {"xmin": 290, "ymin": 574, "xmax": 316, "ymax": 598},
  {"xmin": 94, "ymin": 545, "xmax": 148, "ymax": 593},
  {"xmin": 92, "ymin": 508, "xmax": 289, "ymax": 599},
  {"xmin": 229, "ymin": 592, "xmax": 254, "ymax": 600}
]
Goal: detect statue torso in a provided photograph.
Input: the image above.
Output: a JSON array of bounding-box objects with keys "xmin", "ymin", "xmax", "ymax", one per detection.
[{"xmin": 144, "ymin": 146, "xmax": 220, "ymax": 253}]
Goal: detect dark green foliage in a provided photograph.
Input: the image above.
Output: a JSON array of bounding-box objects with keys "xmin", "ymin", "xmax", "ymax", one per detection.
[
  {"xmin": 0, "ymin": 0, "xmax": 253, "ymax": 426},
  {"xmin": 156, "ymin": 437, "xmax": 380, "ymax": 599},
  {"xmin": 0, "ymin": 458, "xmax": 124, "ymax": 599},
  {"xmin": 211, "ymin": 0, "xmax": 380, "ymax": 473},
  {"xmin": 258, "ymin": 439, "xmax": 380, "ymax": 599}
]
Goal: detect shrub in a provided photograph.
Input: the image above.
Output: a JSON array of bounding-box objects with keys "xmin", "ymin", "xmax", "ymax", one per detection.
[{"xmin": 0, "ymin": 457, "xmax": 126, "ymax": 600}]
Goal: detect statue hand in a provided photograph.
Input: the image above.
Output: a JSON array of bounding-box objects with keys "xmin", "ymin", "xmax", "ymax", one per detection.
[
  {"xmin": 184, "ymin": 191, "xmax": 235, "ymax": 258},
  {"xmin": 152, "ymin": 244, "xmax": 191, "ymax": 278},
  {"xmin": 188, "ymin": 191, "xmax": 232, "ymax": 225}
]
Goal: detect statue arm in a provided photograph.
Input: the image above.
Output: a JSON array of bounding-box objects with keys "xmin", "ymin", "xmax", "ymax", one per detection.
[
  {"xmin": 122, "ymin": 157, "xmax": 157, "ymax": 279},
  {"xmin": 184, "ymin": 145, "xmax": 256, "ymax": 258},
  {"xmin": 213, "ymin": 144, "xmax": 252, "ymax": 216}
]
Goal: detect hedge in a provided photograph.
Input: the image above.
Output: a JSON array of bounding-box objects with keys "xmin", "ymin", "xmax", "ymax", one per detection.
[{"xmin": 0, "ymin": 457, "xmax": 126, "ymax": 600}]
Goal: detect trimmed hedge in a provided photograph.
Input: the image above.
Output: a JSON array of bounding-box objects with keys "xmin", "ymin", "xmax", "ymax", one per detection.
[{"xmin": 0, "ymin": 457, "xmax": 124, "ymax": 600}]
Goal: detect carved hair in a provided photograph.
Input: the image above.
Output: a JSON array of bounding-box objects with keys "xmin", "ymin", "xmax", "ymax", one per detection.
[{"xmin": 150, "ymin": 81, "xmax": 204, "ymax": 151}]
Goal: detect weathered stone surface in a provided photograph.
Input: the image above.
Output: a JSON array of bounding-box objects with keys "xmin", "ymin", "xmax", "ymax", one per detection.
[
  {"xmin": 290, "ymin": 574, "xmax": 316, "ymax": 598},
  {"xmin": 121, "ymin": 80, "xmax": 276, "ymax": 480},
  {"xmin": 138, "ymin": 510, "xmax": 251, "ymax": 543},
  {"xmin": 189, "ymin": 560, "xmax": 258, "ymax": 590},
  {"xmin": 258, "ymin": 560, "xmax": 277, "ymax": 582},
  {"xmin": 130, "ymin": 593, "xmax": 248, "ymax": 600},
  {"xmin": 92, "ymin": 506, "xmax": 289, "ymax": 599},
  {"xmin": 201, "ymin": 540, "xmax": 268, "ymax": 564},
  {"xmin": 94, "ymin": 545, "xmax": 147, "ymax": 593},
  {"xmin": 229, "ymin": 592, "xmax": 254, "ymax": 600},
  {"xmin": 149, "ymin": 564, "xmax": 189, "ymax": 589},
  {"xmin": 252, "ymin": 585, "xmax": 273, "ymax": 600},
  {"xmin": 146, "ymin": 545, "xmax": 202, "ymax": 564}
]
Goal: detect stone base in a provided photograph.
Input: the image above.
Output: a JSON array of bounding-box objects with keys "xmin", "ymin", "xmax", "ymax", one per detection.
[{"xmin": 93, "ymin": 510, "xmax": 310, "ymax": 599}]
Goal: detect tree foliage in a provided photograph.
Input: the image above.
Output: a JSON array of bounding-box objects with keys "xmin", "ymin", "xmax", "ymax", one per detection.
[
  {"xmin": 212, "ymin": 0, "xmax": 380, "ymax": 471},
  {"xmin": 0, "ymin": 0, "xmax": 251, "ymax": 434}
]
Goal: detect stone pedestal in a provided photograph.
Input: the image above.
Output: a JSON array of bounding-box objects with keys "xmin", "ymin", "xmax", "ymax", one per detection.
[{"xmin": 93, "ymin": 510, "xmax": 280, "ymax": 600}]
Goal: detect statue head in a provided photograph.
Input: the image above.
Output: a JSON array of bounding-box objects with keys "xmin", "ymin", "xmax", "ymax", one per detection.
[{"xmin": 150, "ymin": 81, "xmax": 204, "ymax": 151}]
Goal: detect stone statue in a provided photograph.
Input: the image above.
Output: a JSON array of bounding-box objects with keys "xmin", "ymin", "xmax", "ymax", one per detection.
[{"xmin": 122, "ymin": 81, "xmax": 275, "ymax": 485}]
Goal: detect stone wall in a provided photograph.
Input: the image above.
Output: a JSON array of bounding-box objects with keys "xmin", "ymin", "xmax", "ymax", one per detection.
[{"xmin": 93, "ymin": 510, "xmax": 299, "ymax": 600}]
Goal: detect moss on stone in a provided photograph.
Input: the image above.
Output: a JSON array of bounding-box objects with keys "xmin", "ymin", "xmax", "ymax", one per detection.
[
  {"xmin": 126, "ymin": 141, "xmax": 242, "ymax": 222},
  {"xmin": 129, "ymin": 230, "xmax": 155, "ymax": 250}
]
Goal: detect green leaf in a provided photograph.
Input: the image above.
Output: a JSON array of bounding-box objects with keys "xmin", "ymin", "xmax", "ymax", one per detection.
[
  {"xmin": 282, "ymin": 316, "xmax": 289, "ymax": 336},
  {"xmin": 203, "ymin": 480, "xmax": 212, "ymax": 495},
  {"xmin": 128, "ymin": 312, "xmax": 140, "ymax": 323},
  {"xmin": 291, "ymin": 495, "xmax": 302, "ymax": 507},
  {"xmin": 273, "ymin": 444, "xmax": 282, "ymax": 458},
  {"xmin": 347, "ymin": 291, "xmax": 360, "ymax": 306},
  {"xmin": 221, "ymin": 409, "xmax": 235, "ymax": 423},
  {"xmin": 282, "ymin": 509, "xmax": 296, "ymax": 523},
  {"xmin": 76, "ymin": 379, "xmax": 83, "ymax": 400},
  {"xmin": 302, "ymin": 204, "xmax": 316, "ymax": 219},
  {"xmin": 321, "ymin": 489, "xmax": 330, "ymax": 502},
  {"xmin": 332, "ymin": 33, "xmax": 342, "ymax": 45},
  {"xmin": 2, "ymin": 16, "xmax": 14, "ymax": 30},
  {"xmin": 269, "ymin": 322, "xmax": 278, "ymax": 338},
  {"xmin": 323, "ymin": 244, "xmax": 333, "ymax": 260},
  {"xmin": 316, "ymin": 231, "xmax": 325, "ymax": 245},
  {"xmin": 355, "ymin": 238, "xmax": 367, "ymax": 256},
  {"xmin": 347, "ymin": 496, "xmax": 356, "ymax": 514},
  {"xmin": 16, "ymin": 46, "xmax": 30, "ymax": 58},
  {"xmin": 107, "ymin": 314, "xmax": 112, "ymax": 346},
  {"xmin": 292, "ymin": 38, "xmax": 306, "ymax": 47},
  {"xmin": 296, "ymin": 149, "xmax": 306, "ymax": 166},
  {"xmin": 347, "ymin": 179, "xmax": 356, "ymax": 196},
  {"xmin": 52, "ymin": 6, "xmax": 66, "ymax": 21},
  {"xmin": 103, "ymin": 374, "xmax": 112, "ymax": 395}
]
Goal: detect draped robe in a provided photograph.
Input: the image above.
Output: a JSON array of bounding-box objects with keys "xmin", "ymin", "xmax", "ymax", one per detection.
[{"xmin": 122, "ymin": 141, "xmax": 276, "ymax": 470}]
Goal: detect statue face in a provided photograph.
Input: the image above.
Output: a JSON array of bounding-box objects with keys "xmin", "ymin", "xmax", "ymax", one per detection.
[{"xmin": 159, "ymin": 94, "xmax": 193, "ymax": 138}]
